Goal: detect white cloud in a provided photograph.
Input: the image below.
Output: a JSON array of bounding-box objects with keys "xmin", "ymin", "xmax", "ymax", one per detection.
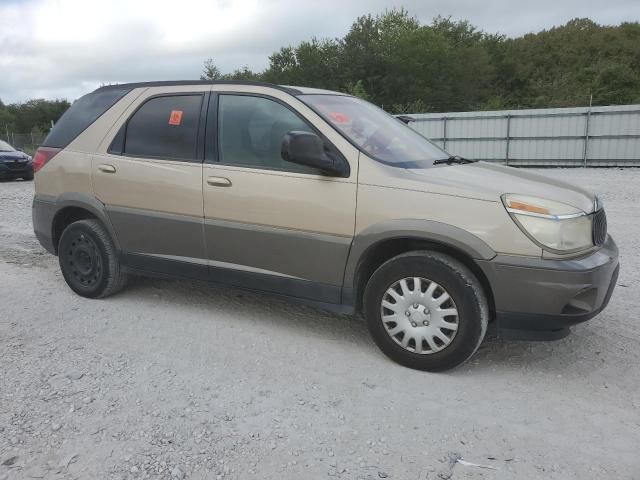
[{"xmin": 1, "ymin": 0, "xmax": 639, "ymax": 103}]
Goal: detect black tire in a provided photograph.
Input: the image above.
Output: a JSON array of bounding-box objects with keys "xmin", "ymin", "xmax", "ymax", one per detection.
[
  {"xmin": 363, "ymin": 251, "xmax": 488, "ymax": 372},
  {"xmin": 58, "ymin": 219, "xmax": 127, "ymax": 298},
  {"xmin": 23, "ymin": 172, "xmax": 34, "ymax": 181}
]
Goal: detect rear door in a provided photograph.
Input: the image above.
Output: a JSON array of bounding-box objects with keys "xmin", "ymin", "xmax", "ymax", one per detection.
[
  {"xmin": 93, "ymin": 86, "xmax": 210, "ymax": 278},
  {"xmin": 202, "ymin": 86, "xmax": 359, "ymax": 304}
]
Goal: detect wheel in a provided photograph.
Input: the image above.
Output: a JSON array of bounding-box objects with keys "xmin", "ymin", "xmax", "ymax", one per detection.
[
  {"xmin": 363, "ymin": 251, "xmax": 488, "ymax": 372},
  {"xmin": 58, "ymin": 219, "xmax": 127, "ymax": 298},
  {"xmin": 23, "ymin": 172, "xmax": 34, "ymax": 181}
]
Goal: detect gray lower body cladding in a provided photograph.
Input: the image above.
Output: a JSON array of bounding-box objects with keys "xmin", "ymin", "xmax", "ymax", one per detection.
[
  {"xmin": 32, "ymin": 197, "xmax": 57, "ymax": 255},
  {"xmin": 477, "ymin": 236, "xmax": 619, "ymax": 339}
]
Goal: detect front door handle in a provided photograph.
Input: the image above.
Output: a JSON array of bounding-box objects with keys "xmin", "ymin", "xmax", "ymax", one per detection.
[
  {"xmin": 207, "ymin": 176, "xmax": 232, "ymax": 187},
  {"xmin": 98, "ymin": 164, "xmax": 116, "ymax": 174}
]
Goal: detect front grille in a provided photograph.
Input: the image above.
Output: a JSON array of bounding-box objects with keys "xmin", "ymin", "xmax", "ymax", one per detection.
[
  {"xmin": 592, "ymin": 208, "xmax": 607, "ymax": 246},
  {"xmin": 5, "ymin": 161, "xmax": 26, "ymax": 170}
]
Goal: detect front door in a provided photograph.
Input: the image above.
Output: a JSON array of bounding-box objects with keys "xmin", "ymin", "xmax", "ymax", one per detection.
[
  {"xmin": 202, "ymin": 89, "xmax": 359, "ymax": 303},
  {"xmin": 93, "ymin": 88, "xmax": 209, "ymax": 278}
]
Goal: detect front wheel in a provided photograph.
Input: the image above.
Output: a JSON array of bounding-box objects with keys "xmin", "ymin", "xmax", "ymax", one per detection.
[
  {"xmin": 363, "ymin": 251, "xmax": 488, "ymax": 372},
  {"xmin": 58, "ymin": 219, "xmax": 127, "ymax": 298}
]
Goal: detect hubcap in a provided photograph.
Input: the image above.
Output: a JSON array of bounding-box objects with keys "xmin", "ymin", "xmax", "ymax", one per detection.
[
  {"xmin": 380, "ymin": 277, "xmax": 459, "ymax": 354},
  {"xmin": 65, "ymin": 233, "xmax": 102, "ymax": 287}
]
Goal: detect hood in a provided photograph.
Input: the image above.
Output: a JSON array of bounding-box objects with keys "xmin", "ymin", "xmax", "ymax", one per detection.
[
  {"xmin": 394, "ymin": 162, "xmax": 596, "ymax": 213},
  {"xmin": 0, "ymin": 151, "xmax": 31, "ymax": 161}
]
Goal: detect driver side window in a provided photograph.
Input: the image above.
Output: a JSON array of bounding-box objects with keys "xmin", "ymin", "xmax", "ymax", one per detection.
[{"xmin": 217, "ymin": 94, "xmax": 316, "ymax": 173}]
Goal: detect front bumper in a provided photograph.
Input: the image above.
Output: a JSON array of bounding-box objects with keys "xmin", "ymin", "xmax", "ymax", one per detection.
[
  {"xmin": 0, "ymin": 162, "xmax": 33, "ymax": 179},
  {"xmin": 477, "ymin": 236, "xmax": 619, "ymax": 340}
]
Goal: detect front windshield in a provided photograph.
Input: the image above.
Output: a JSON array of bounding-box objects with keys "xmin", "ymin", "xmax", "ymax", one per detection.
[
  {"xmin": 0, "ymin": 140, "xmax": 16, "ymax": 152},
  {"xmin": 299, "ymin": 94, "xmax": 448, "ymax": 167}
]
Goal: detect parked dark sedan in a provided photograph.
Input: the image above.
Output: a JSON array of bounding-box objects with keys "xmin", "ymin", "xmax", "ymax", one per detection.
[{"xmin": 0, "ymin": 140, "xmax": 34, "ymax": 180}]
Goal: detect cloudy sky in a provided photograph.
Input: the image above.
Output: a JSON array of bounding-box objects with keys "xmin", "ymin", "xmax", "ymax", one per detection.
[{"xmin": 1, "ymin": 0, "xmax": 638, "ymax": 103}]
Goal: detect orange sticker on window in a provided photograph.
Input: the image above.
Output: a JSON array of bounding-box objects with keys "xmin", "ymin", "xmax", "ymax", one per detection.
[
  {"xmin": 329, "ymin": 112, "xmax": 350, "ymax": 124},
  {"xmin": 168, "ymin": 110, "xmax": 183, "ymax": 125}
]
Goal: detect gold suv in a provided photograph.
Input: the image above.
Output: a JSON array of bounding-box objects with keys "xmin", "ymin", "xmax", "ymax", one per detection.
[{"xmin": 32, "ymin": 81, "xmax": 618, "ymax": 371}]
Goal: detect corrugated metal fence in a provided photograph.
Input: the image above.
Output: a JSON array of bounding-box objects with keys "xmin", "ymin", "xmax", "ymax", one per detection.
[{"xmin": 406, "ymin": 104, "xmax": 640, "ymax": 167}]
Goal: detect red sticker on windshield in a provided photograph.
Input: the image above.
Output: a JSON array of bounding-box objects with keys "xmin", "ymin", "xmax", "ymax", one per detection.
[
  {"xmin": 329, "ymin": 112, "xmax": 350, "ymax": 124},
  {"xmin": 168, "ymin": 110, "xmax": 183, "ymax": 125}
]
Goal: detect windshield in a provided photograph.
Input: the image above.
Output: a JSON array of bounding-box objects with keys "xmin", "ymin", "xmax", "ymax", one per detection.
[
  {"xmin": 0, "ymin": 140, "xmax": 16, "ymax": 152},
  {"xmin": 299, "ymin": 94, "xmax": 448, "ymax": 167}
]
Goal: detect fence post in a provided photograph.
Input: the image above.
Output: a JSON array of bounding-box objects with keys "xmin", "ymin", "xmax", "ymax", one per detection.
[
  {"xmin": 583, "ymin": 109, "xmax": 591, "ymax": 167},
  {"xmin": 442, "ymin": 116, "xmax": 448, "ymax": 150},
  {"xmin": 505, "ymin": 114, "xmax": 512, "ymax": 166}
]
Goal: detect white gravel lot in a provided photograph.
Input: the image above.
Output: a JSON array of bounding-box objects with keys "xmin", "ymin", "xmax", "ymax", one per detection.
[{"xmin": 0, "ymin": 169, "xmax": 639, "ymax": 480}]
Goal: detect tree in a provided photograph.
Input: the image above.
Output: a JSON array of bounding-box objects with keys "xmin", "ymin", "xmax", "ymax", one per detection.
[
  {"xmin": 201, "ymin": 58, "xmax": 222, "ymax": 80},
  {"xmin": 192, "ymin": 12, "xmax": 638, "ymax": 112}
]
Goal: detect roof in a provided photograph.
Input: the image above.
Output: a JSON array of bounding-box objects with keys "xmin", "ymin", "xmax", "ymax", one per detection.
[{"xmin": 94, "ymin": 80, "xmax": 346, "ymax": 97}]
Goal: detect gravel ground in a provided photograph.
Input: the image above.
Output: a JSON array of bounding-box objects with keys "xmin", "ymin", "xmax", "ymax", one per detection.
[{"xmin": 1, "ymin": 169, "xmax": 639, "ymax": 480}]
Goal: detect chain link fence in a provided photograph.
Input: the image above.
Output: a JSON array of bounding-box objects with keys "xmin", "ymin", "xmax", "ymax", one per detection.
[{"xmin": 1, "ymin": 132, "xmax": 48, "ymax": 156}]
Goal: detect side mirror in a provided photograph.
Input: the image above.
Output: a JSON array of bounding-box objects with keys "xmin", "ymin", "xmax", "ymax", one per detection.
[
  {"xmin": 396, "ymin": 115, "xmax": 414, "ymax": 125},
  {"xmin": 281, "ymin": 131, "xmax": 348, "ymax": 176}
]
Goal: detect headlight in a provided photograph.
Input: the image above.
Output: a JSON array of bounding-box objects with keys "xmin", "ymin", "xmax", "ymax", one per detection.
[{"xmin": 502, "ymin": 194, "xmax": 592, "ymax": 253}]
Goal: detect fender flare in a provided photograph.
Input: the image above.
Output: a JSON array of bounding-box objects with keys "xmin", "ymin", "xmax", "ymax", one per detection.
[
  {"xmin": 343, "ymin": 218, "xmax": 496, "ymax": 297},
  {"xmin": 49, "ymin": 192, "xmax": 121, "ymax": 253}
]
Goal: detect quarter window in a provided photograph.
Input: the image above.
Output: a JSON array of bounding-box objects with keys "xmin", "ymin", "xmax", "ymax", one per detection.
[
  {"xmin": 217, "ymin": 94, "xmax": 316, "ymax": 173},
  {"xmin": 124, "ymin": 95, "xmax": 202, "ymax": 161}
]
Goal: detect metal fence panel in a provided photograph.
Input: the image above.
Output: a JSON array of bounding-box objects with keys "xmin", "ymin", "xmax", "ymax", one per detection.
[{"xmin": 405, "ymin": 104, "xmax": 640, "ymax": 167}]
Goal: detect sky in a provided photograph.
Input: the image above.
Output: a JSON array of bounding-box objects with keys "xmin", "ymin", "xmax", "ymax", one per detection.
[{"xmin": 1, "ymin": 0, "xmax": 639, "ymax": 104}]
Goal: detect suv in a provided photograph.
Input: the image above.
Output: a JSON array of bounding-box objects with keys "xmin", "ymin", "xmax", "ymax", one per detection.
[{"xmin": 32, "ymin": 81, "xmax": 619, "ymax": 371}]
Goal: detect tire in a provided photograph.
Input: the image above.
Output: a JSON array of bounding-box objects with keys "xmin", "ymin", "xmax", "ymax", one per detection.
[
  {"xmin": 58, "ymin": 219, "xmax": 127, "ymax": 298},
  {"xmin": 23, "ymin": 172, "xmax": 34, "ymax": 181},
  {"xmin": 363, "ymin": 251, "xmax": 488, "ymax": 372}
]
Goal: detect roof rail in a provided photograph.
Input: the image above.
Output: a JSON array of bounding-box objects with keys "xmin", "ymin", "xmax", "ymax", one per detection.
[{"xmin": 94, "ymin": 80, "xmax": 302, "ymax": 95}]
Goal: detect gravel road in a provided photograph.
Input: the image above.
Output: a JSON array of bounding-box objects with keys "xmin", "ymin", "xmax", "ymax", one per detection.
[{"xmin": 1, "ymin": 169, "xmax": 639, "ymax": 480}]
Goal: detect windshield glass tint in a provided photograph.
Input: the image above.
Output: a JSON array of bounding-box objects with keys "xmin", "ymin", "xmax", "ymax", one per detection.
[
  {"xmin": 0, "ymin": 140, "xmax": 16, "ymax": 152},
  {"xmin": 299, "ymin": 95, "xmax": 447, "ymax": 167}
]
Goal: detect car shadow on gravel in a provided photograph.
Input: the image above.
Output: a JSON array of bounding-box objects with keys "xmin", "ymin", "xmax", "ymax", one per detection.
[{"xmin": 117, "ymin": 275, "xmax": 586, "ymax": 374}]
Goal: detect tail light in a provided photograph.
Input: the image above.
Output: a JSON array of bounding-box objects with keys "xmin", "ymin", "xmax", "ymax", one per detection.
[{"xmin": 32, "ymin": 147, "xmax": 61, "ymax": 173}]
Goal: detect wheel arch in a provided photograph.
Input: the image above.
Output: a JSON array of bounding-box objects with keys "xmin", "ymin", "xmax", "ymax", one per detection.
[
  {"xmin": 51, "ymin": 194, "xmax": 120, "ymax": 255},
  {"xmin": 344, "ymin": 220, "xmax": 497, "ymax": 316}
]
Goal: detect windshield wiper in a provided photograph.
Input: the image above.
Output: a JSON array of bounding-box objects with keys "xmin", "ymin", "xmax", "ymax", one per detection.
[{"xmin": 432, "ymin": 155, "xmax": 476, "ymax": 165}]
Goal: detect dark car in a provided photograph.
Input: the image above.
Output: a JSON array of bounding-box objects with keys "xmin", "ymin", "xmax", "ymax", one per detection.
[{"xmin": 0, "ymin": 140, "xmax": 34, "ymax": 181}]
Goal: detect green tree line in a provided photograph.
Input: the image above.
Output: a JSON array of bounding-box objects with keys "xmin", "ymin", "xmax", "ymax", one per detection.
[
  {"xmin": 202, "ymin": 10, "xmax": 640, "ymax": 113},
  {"xmin": 0, "ymin": 98, "xmax": 70, "ymax": 136}
]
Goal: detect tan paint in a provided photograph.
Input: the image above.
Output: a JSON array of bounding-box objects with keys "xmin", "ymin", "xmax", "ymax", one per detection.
[
  {"xmin": 355, "ymin": 152, "xmax": 543, "ymax": 257},
  {"xmin": 203, "ymin": 85, "xmax": 359, "ymax": 238},
  {"xmin": 35, "ymin": 81, "xmax": 604, "ymax": 264},
  {"xmin": 91, "ymin": 85, "xmax": 211, "ymax": 219},
  {"xmin": 34, "ymin": 150, "xmax": 94, "ymax": 198}
]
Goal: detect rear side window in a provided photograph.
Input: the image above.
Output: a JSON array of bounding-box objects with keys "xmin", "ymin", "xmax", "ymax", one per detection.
[
  {"xmin": 123, "ymin": 95, "xmax": 202, "ymax": 161},
  {"xmin": 43, "ymin": 87, "xmax": 131, "ymax": 148}
]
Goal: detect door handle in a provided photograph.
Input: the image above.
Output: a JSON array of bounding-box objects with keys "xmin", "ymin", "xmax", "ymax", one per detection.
[
  {"xmin": 207, "ymin": 176, "xmax": 232, "ymax": 187},
  {"xmin": 98, "ymin": 164, "xmax": 116, "ymax": 174}
]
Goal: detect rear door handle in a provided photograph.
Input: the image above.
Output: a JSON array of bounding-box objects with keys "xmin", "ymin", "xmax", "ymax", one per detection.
[
  {"xmin": 207, "ymin": 176, "xmax": 232, "ymax": 187},
  {"xmin": 98, "ymin": 164, "xmax": 116, "ymax": 174}
]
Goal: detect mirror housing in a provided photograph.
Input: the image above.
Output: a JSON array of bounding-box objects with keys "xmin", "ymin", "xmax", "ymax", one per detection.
[{"xmin": 281, "ymin": 131, "xmax": 348, "ymax": 176}]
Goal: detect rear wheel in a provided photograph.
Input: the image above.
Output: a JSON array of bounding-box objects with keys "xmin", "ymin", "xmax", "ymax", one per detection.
[
  {"xmin": 58, "ymin": 219, "xmax": 127, "ymax": 298},
  {"xmin": 363, "ymin": 251, "xmax": 488, "ymax": 372}
]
